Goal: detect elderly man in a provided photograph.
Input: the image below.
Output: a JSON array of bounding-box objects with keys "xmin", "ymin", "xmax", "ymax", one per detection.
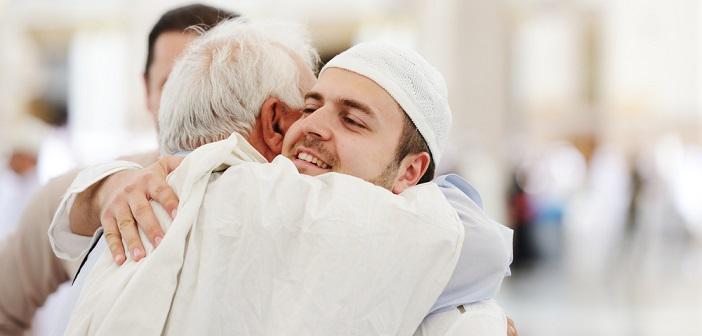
[
  {"xmin": 0, "ymin": 4, "xmax": 237, "ymax": 334},
  {"xmin": 51, "ymin": 19, "xmax": 512, "ymax": 335}
]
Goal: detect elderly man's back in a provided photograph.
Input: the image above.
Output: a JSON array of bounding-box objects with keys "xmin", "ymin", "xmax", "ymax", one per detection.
[{"xmin": 64, "ymin": 134, "xmax": 465, "ymax": 335}]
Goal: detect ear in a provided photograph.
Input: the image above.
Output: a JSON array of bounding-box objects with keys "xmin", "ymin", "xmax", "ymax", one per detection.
[
  {"xmin": 259, "ymin": 97, "xmax": 286, "ymax": 155},
  {"xmin": 391, "ymin": 152, "xmax": 431, "ymax": 194}
]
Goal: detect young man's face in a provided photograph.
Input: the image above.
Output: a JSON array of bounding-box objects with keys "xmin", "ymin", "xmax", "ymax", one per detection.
[
  {"xmin": 145, "ymin": 31, "xmax": 195, "ymax": 125},
  {"xmin": 281, "ymin": 68, "xmax": 406, "ymax": 190}
]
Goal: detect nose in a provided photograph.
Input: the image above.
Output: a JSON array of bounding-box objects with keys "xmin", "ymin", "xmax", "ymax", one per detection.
[{"xmin": 298, "ymin": 107, "xmax": 333, "ymax": 140}]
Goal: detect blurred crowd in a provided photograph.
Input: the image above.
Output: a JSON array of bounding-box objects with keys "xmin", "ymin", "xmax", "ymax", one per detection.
[{"xmin": 2, "ymin": 0, "xmax": 702, "ymax": 335}]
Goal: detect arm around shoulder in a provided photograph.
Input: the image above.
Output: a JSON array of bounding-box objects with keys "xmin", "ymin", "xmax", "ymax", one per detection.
[{"xmin": 48, "ymin": 160, "xmax": 143, "ymax": 260}]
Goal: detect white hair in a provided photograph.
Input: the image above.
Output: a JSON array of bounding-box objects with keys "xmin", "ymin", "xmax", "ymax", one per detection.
[{"xmin": 158, "ymin": 18, "xmax": 319, "ymax": 155}]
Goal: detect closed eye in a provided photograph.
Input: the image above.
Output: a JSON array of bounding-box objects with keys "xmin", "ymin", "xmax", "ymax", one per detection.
[
  {"xmin": 302, "ymin": 106, "xmax": 318, "ymax": 114},
  {"xmin": 343, "ymin": 115, "xmax": 366, "ymax": 129}
]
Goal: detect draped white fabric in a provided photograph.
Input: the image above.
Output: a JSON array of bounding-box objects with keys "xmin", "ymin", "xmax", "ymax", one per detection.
[{"xmin": 65, "ymin": 133, "xmax": 464, "ymax": 336}]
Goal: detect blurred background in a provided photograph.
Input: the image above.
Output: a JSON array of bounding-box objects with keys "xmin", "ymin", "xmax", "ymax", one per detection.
[{"xmin": 1, "ymin": 0, "xmax": 701, "ymax": 334}]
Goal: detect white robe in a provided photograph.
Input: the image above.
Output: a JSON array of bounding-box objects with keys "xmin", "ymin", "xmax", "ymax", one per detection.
[{"xmin": 64, "ymin": 133, "xmax": 465, "ymax": 336}]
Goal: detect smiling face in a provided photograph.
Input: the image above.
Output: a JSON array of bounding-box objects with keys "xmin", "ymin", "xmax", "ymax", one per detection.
[{"xmin": 281, "ymin": 68, "xmax": 411, "ymax": 190}]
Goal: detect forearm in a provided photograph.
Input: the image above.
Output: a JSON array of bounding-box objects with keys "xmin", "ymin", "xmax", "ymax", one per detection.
[
  {"xmin": 58, "ymin": 153, "xmax": 177, "ymax": 265},
  {"xmin": 68, "ymin": 178, "xmax": 106, "ymax": 236},
  {"xmin": 49, "ymin": 160, "xmax": 144, "ymax": 260}
]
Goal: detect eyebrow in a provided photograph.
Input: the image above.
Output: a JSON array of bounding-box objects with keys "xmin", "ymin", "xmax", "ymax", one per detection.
[
  {"xmin": 304, "ymin": 91, "xmax": 377, "ymax": 118},
  {"xmin": 304, "ymin": 91, "xmax": 323, "ymax": 101},
  {"xmin": 338, "ymin": 98, "xmax": 375, "ymax": 117}
]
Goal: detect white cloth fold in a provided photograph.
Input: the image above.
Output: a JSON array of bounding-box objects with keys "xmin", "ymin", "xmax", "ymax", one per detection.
[
  {"xmin": 64, "ymin": 133, "xmax": 464, "ymax": 335},
  {"xmin": 414, "ymin": 300, "xmax": 507, "ymax": 336},
  {"xmin": 47, "ymin": 164, "xmax": 514, "ymax": 319},
  {"xmin": 429, "ymin": 176, "xmax": 513, "ymax": 313}
]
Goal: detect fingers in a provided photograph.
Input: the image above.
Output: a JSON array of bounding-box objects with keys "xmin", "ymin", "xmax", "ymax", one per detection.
[
  {"xmin": 146, "ymin": 156, "xmax": 181, "ymax": 218},
  {"xmin": 101, "ymin": 213, "xmax": 126, "ymax": 265},
  {"xmin": 127, "ymin": 190, "xmax": 164, "ymax": 248},
  {"xmin": 97, "ymin": 158, "xmax": 183, "ymax": 266},
  {"xmin": 112, "ymin": 200, "xmax": 145, "ymax": 262},
  {"xmin": 507, "ymin": 317, "xmax": 518, "ymax": 336},
  {"xmin": 147, "ymin": 178, "xmax": 179, "ymax": 219}
]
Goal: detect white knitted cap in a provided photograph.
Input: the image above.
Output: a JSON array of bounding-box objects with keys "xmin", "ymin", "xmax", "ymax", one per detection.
[{"xmin": 321, "ymin": 42, "xmax": 452, "ymax": 166}]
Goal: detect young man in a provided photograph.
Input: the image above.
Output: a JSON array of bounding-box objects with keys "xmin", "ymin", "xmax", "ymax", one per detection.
[
  {"xmin": 0, "ymin": 4, "xmax": 236, "ymax": 334},
  {"xmin": 50, "ymin": 19, "xmax": 512, "ymax": 335}
]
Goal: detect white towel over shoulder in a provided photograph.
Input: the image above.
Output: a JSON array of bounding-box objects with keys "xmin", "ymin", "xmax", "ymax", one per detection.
[{"xmin": 65, "ymin": 133, "xmax": 464, "ymax": 336}]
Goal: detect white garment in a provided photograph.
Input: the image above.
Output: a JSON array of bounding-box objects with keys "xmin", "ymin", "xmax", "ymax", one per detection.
[
  {"xmin": 52, "ymin": 174, "xmax": 512, "ymax": 335},
  {"xmin": 430, "ymin": 176, "xmax": 512, "ymax": 313},
  {"xmin": 60, "ymin": 133, "xmax": 465, "ymax": 335},
  {"xmin": 0, "ymin": 165, "xmax": 38, "ymax": 239},
  {"xmin": 50, "ymin": 170, "xmax": 513, "ymax": 316},
  {"xmin": 413, "ymin": 300, "xmax": 507, "ymax": 336},
  {"xmin": 49, "ymin": 151, "xmax": 513, "ymax": 336}
]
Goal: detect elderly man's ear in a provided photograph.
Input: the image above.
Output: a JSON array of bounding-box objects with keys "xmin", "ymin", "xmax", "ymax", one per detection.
[{"xmin": 256, "ymin": 97, "xmax": 302, "ymax": 161}]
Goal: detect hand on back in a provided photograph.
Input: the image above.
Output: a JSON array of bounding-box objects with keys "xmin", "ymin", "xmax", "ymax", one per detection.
[{"xmin": 98, "ymin": 156, "xmax": 183, "ymax": 265}]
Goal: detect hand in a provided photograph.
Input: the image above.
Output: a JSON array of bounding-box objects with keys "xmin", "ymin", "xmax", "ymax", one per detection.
[
  {"xmin": 98, "ymin": 156, "xmax": 183, "ymax": 265},
  {"xmin": 507, "ymin": 317, "xmax": 518, "ymax": 336}
]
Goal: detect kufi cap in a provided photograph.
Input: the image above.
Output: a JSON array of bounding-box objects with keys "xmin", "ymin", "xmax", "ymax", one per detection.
[{"xmin": 321, "ymin": 42, "xmax": 452, "ymax": 166}]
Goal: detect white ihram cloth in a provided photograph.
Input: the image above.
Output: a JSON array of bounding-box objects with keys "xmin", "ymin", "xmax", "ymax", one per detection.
[{"xmin": 62, "ymin": 132, "xmax": 465, "ymax": 335}]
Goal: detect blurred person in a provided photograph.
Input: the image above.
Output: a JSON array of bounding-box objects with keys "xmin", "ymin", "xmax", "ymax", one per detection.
[
  {"xmin": 624, "ymin": 136, "xmax": 696, "ymax": 283},
  {"xmin": 562, "ymin": 143, "xmax": 631, "ymax": 281},
  {"xmin": 675, "ymin": 145, "xmax": 702, "ymax": 240},
  {"xmin": 32, "ymin": 100, "xmax": 76, "ymax": 184},
  {"xmin": 507, "ymin": 170, "xmax": 536, "ymax": 270},
  {"xmin": 50, "ymin": 20, "xmax": 513, "ymax": 335},
  {"xmin": 522, "ymin": 142, "xmax": 586, "ymax": 266},
  {"xmin": 0, "ymin": 117, "xmax": 46, "ymax": 239},
  {"xmin": 0, "ymin": 4, "xmax": 238, "ymax": 334}
]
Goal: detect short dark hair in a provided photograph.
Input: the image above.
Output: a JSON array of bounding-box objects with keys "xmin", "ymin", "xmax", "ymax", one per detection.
[
  {"xmin": 144, "ymin": 4, "xmax": 239, "ymax": 78},
  {"xmin": 395, "ymin": 113, "xmax": 435, "ymax": 184}
]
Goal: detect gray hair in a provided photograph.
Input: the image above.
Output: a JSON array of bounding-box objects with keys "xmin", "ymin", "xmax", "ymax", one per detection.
[{"xmin": 158, "ymin": 18, "xmax": 319, "ymax": 155}]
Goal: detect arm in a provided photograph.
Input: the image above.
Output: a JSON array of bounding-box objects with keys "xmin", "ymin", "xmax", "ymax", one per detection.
[
  {"xmin": 63, "ymin": 156, "xmax": 182, "ymax": 264},
  {"xmin": 68, "ymin": 176, "xmax": 106, "ymax": 236},
  {"xmin": 0, "ymin": 172, "xmax": 77, "ymax": 334},
  {"xmin": 48, "ymin": 160, "xmax": 144, "ymax": 260}
]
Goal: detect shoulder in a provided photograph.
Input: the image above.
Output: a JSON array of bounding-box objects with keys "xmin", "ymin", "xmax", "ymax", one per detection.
[
  {"xmin": 415, "ymin": 300, "xmax": 507, "ymax": 336},
  {"xmin": 117, "ymin": 150, "xmax": 159, "ymax": 167}
]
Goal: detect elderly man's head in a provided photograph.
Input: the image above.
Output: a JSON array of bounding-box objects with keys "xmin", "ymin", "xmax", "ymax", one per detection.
[{"xmin": 158, "ymin": 19, "xmax": 318, "ymax": 159}]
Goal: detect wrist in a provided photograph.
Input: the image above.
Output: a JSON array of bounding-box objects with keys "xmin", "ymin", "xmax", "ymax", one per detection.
[
  {"xmin": 70, "ymin": 172, "xmax": 115, "ymax": 236},
  {"xmin": 92, "ymin": 173, "xmax": 111, "ymax": 215},
  {"xmin": 70, "ymin": 182, "xmax": 103, "ymax": 236}
]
